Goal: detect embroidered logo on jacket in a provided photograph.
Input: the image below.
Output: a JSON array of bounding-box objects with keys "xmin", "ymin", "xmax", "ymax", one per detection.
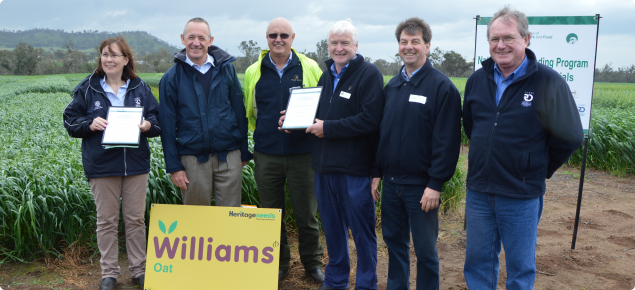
[
  {"xmin": 522, "ymin": 92, "xmax": 534, "ymax": 107},
  {"xmin": 134, "ymin": 97, "xmax": 141, "ymax": 107},
  {"xmin": 94, "ymin": 101, "xmax": 103, "ymax": 110},
  {"xmin": 291, "ymin": 75, "xmax": 302, "ymax": 82}
]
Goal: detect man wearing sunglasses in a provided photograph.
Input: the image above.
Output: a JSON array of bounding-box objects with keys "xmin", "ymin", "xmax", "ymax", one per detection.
[
  {"xmin": 243, "ymin": 17, "xmax": 325, "ymax": 284},
  {"xmin": 463, "ymin": 6, "xmax": 583, "ymax": 289},
  {"xmin": 159, "ymin": 17, "xmax": 251, "ymax": 208}
]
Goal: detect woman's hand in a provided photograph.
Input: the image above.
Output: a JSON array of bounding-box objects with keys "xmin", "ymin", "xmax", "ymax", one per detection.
[{"xmin": 90, "ymin": 117, "xmax": 108, "ymax": 131}]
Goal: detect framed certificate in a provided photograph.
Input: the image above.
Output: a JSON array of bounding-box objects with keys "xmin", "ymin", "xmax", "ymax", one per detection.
[
  {"xmin": 281, "ymin": 87, "xmax": 323, "ymax": 130},
  {"xmin": 101, "ymin": 106, "xmax": 144, "ymax": 146}
]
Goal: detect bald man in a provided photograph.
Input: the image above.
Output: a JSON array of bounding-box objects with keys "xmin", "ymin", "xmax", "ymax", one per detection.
[{"xmin": 244, "ymin": 17, "xmax": 325, "ymax": 284}]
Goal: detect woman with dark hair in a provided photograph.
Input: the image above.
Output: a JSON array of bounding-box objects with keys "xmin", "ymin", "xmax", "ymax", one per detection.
[{"xmin": 63, "ymin": 36, "xmax": 160, "ymax": 290}]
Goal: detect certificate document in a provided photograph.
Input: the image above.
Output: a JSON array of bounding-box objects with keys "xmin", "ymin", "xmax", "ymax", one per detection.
[
  {"xmin": 101, "ymin": 107, "xmax": 144, "ymax": 146},
  {"xmin": 281, "ymin": 87, "xmax": 322, "ymax": 130}
]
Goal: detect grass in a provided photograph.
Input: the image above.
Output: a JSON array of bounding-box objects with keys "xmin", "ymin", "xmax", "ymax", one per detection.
[{"xmin": 9, "ymin": 70, "xmax": 633, "ymax": 263}]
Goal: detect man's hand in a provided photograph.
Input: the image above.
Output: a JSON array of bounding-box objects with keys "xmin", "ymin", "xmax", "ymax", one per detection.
[
  {"xmin": 278, "ymin": 110, "xmax": 292, "ymax": 133},
  {"xmin": 170, "ymin": 170, "xmax": 189, "ymax": 190},
  {"xmin": 371, "ymin": 177, "xmax": 382, "ymax": 201},
  {"xmin": 420, "ymin": 187, "xmax": 440, "ymax": 212},
  {"xmin": 90, "ymin": 117, "xmax": 108, "ymax": 131},
  {"xmin": 306, "ymin": 118, "xmax": 324, "ymax": 138},
  {"xmin": 242, "ymin": 161, "xmax": 249, "ymax": 167},
  {"xmin": 138, "ymin": 120, "xmax": 151, "ymax": 132}
]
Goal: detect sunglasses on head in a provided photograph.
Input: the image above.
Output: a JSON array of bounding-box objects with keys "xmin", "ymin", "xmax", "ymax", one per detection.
[{"xmin": 268, "ymin": 33, "xmax": 290, "ymax": 40}]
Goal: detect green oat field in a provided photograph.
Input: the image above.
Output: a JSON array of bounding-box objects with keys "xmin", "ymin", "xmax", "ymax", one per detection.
[{"xmin": 0, "ymin": 73, "xmax": 632, "ymax": 264}]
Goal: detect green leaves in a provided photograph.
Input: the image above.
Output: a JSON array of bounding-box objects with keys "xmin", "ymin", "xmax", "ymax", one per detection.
[
  {"xmin": 168, "ymin": 221, "xmax": 177, "ymax": 234},
  {"xmin": 158, "ymin": 220, "xmax": 167, "ymax": 234},
  {"xmin": 158, "ymin": 220, "xmax": 177, "ymax": 234}
]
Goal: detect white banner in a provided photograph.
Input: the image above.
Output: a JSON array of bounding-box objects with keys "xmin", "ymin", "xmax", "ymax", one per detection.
[{"xmin": 474, "ymin": 16, "xmax": 599, "ymax": 135}]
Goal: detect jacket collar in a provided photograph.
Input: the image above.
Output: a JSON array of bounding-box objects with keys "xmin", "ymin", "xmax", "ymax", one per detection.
[
  {"xmin": 482, "ymin": 48, "xmax": 538, "ymax": 78},
  {"xmin": 390, "ymin": 58, "xmax": 433, "ymax": 87},
  {"xmin": 174, "ymin": 45, "xmax": 235, "ymax": 66},
  {"xmin": 324, "ymin": 53, "xmax": 365, "ymax": 79},
  {"xmin": 262, "ymin": 50, "xmax": 299, "ymax": 70},
  {"xmin": 87, "ymin": 71, "xmax": 142, "ymax": 94}
]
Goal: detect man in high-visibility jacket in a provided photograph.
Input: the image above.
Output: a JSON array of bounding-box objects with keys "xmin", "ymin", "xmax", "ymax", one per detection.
[{"xmin": 243, "ymin": 17, "xmax": 325, "ymax": 284}]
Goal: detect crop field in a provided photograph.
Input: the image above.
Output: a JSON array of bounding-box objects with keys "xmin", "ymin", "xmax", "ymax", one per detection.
[{"xmin": 0, "ymin": 73, "xmax": 631, "ymax": 263}]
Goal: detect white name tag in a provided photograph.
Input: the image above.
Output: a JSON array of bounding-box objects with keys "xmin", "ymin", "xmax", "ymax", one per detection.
[
  {"xmin": 409, "ymin": 94, "xmax": 427, "ymax": 104},
  {"xmin": 340, "ymin": 91, "xmax": 351, "ymax": 99}
]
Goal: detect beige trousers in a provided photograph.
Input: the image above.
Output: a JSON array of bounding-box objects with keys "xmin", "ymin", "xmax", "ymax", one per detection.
[
  {"xmin": 89, "ymin": 173, "xmax": 148, "ymax": 279},
  {"xmin": 180, "ymin": 149, "xmax": 242, "ymax": 207}
]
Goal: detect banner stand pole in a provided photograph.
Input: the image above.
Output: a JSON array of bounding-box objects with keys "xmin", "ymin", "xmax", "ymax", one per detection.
[
  {"xmin": 465, "ymin": 15, "xmax": 481, "ymax": 231},
  {"xmin": 571, "ymin": 138, "xmax": 589, "ymax": 249},
  {"xmin": 571, "ymin": 13, "xmax": 601, "ymax": 250}
]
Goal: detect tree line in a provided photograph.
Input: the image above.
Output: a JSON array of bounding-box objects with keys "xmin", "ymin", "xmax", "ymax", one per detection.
[{"xmin": 2, "ymin": 38, "xmax": 634, "ymax": 83}]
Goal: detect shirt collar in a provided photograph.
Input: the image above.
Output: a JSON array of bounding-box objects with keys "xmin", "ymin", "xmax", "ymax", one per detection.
[
  {"xmin": 494, "ymin": 54, "xmax": 529, "ymax": 80},
  {"xmin": 401, "ymin": 63, "xmax": 424, "ymax": 81},
  {"xmin": 185, "ymin": 53, "xmax": 215, "ymax": 68},
  {"xmin": 100, "ymin": 76, "xmax": 130, "ymax": 92},
  {"xmin": 268, "ymin": 51, "xmax": 293, "ymax": 67},
  {"xmin": 330, "ymin": 54, "xmax": 358, "ymax": 77}
]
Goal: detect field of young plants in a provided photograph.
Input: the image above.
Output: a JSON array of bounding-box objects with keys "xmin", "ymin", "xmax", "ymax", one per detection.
[{"xmin": 0, "ymin": 73, "xmax": 632, "ymax": 264}]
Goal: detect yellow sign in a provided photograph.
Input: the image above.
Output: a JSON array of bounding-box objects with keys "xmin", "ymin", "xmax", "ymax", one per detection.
[{"xmin": 144, "ymin": 204, "xmax": 281, "ymax": 290}]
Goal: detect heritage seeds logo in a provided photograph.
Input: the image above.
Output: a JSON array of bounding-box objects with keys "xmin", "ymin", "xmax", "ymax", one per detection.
[{"xmin": 567, "ymin": 33, "xmax": 578, "ymax": 44}]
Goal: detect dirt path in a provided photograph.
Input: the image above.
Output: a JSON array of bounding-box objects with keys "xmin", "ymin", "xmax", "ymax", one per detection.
[{"xmin": 1, "ymin": 165, "xmax": 634, "ymax": 289}]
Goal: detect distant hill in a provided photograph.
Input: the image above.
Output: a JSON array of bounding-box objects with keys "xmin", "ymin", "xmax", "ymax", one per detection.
[{"xmin": 0, "ymin": 28, "xmax": 180, "ymax": 55}]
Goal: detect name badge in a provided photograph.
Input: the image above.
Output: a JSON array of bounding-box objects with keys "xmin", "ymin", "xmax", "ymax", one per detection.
[
  {"xmin": 409, "ymin": 94, "xmax": 427, "ymax": 104},
  {"xmin": 340, "ymin": 91, "xmax": 351, "ymax": 99}
]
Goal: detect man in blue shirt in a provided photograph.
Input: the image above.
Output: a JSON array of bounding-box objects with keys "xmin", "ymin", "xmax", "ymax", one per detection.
[
  {"xmin": 286, "ymin": 20, "xmax": 384, "ymax": 290},
  {"xmin": 371, "ymin": 17, "xmax": 462, "ymax": 290},
  {"xmin": 159, "ymin": 17, "xmax": 251, "ymax": 207},
  {"xmin": 462, "ymin": 7, "xmax": 583, "ymax": 289}
]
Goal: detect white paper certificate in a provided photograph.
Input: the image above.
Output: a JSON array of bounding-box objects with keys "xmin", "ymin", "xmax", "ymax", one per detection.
[
  {"xmin": 281, "ymin": 87, "xmax": 323, "ymax": 130},
  {"xmin": 101, "ymin": 107, "xmax": 144, "ymax": 146}
]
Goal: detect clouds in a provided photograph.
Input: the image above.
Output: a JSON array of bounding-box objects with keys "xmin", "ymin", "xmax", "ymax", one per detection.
[{"xmin": 0, "ymin": 0, "xmax": 634, "ymax": 66}]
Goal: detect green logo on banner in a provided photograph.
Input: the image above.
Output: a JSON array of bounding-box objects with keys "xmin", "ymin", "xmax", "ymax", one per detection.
[
  {"xmin": 159, "ymin": 220, "xmax": 178, "ymax": 234},
  {"xmin": 566, "ymin": 33, "xmax": 578, "ymax": 44}
]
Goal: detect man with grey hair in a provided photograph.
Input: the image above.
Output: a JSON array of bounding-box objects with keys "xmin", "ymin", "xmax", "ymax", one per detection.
[
  {"xmin": 281, "ymin": 19, "xmax": 384, "ymax": 290},
  {"xmin": 463, "ymin": 6, "xmax": 583, "ymax": 289},
  {"xmin": 243, "ymin": 17, "xmax": 325, "ymax": 284},
  {"xmin": 371, "ymin": 17, "xmax": 462, "ymax": 290},
  {"xmin": 159, "ymin": 17, "xmax": 251, "ymax": 208}
]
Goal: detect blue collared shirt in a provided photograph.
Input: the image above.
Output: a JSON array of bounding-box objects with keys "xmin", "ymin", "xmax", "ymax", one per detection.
[
  {"xmin": 184, "ymin": 53, "xmax": 215, "ymax": 74},
  {"xmin": 494, "ymin": 54, "xmax": 529, "ymax": 106},
  {"xmin": 401, "ymin": 64, "xmax": 424, "ymax": 82},
  {"xmin": 269, "ymin": 51, "xmax": 293, "ymax": 78},
  {"xmin": 100, "ymin": 77, "xmax": 130, "ymax": 106},
  {"xmin": 330, "ymin": 55, "xmax": 358, "ymax": 93}
]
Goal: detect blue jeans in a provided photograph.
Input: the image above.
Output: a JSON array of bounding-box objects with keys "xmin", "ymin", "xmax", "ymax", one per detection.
[
  {"xmin": 381, "ymin": 180, "xmax": 439, "ymax": 290},
  {"xmin": 314, "ymin": 172, "xmax": 378, "ymax": 290},
  {"xmin": 463, "ymin": 189, "xmax": 543, "ymax": 290}
]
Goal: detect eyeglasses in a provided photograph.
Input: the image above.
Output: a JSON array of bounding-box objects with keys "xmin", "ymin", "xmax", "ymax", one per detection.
[
  {"xmin": 268, "ymin": 33, "xmax": 290, "ymax": 40},
  {"xmin": 488, "ymin": 35, "xmax": 521, "ymax": 45},
  {"xmin": 101, "ymin": 53, "xmax": 125, "ymax": 59}
]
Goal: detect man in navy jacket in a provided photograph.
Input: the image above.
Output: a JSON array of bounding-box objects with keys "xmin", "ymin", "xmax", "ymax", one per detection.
[
  {"xmin": 286, "ymin": 20, "xmax": 384, "ymax": 290},
  {"xmin": 371, "ymin": 17, "xmax": 462, "ymax": 290},
  {"xmin": 462, "ymin": 7, "xmax": 583, "ymax": 289},
  {"xmin": 159, "ymin": 17, "xmax": 251, "ymax": 207}
]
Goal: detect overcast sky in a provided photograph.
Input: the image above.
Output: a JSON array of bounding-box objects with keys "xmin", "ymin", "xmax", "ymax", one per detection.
[{"xmin": 1, "ymin": 0, "xmax": 634, "ymax": 67}]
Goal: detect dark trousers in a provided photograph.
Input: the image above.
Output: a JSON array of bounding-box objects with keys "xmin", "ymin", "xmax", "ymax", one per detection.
[
  {"xmin": 381, "ymin": 180, "xmax": 439, "ymax": 290},
  {"xmin": 315, "ymin": 172, "xmax": 377, "ymax": 290},
  {"xmin": 254, "ymin": 151, "xmax": 323, "ymax": 271}
]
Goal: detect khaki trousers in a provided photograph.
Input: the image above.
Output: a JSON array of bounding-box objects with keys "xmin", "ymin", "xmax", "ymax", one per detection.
[
  {"xmin": 89, "ymin": 173, "xmax": 148, "ymax": 279},
  {"xmin": 180, "ymin": 149, "xmax": 242, "ymax": 207}
]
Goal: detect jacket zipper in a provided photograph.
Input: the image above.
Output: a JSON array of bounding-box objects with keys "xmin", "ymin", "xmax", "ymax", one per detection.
[
  {"xmin": 280, "ymin": 72, "xmax": 284, "ymax": 156},
  {"xmin": 92, "ymin": 79, "xmax": 143, "ymax": 177}
]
